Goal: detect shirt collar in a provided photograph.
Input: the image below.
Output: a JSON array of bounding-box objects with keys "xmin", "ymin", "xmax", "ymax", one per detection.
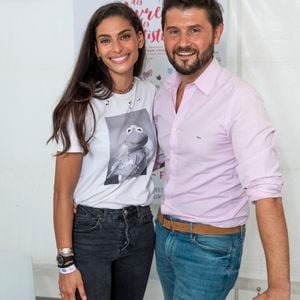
[
  {"xmin": 193, "ymin": 58, "xmax": 221, "ymax": 95},
  {"xmin": 163, "ymin": 58, "xmax": 222, "ymax": 96}
]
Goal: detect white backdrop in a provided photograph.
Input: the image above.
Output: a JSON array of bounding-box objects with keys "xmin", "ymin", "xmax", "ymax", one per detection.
[{"xmin": 0, "ymin": 0, "xmax": 299, "ymax": 298}]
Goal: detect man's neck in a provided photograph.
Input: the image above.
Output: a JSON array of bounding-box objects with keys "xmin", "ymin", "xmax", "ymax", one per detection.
[{"xmin": 180, "ymin": 57, "xmax": 213, "ymax": 86}]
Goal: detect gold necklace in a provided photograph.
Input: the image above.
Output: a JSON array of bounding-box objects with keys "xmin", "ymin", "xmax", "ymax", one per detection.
[{"xmin": 113, "ymin": 79, "xmax": 135, "ymax": 94}]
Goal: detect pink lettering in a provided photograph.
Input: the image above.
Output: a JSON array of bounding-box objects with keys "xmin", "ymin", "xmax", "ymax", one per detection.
[
  {"xmin": 145, "ymin": 29, "xmax": 162, "ymax": 43},
  {"xmin": 134, "ymin": 6, "xmax": 161, "ymax": 22}
]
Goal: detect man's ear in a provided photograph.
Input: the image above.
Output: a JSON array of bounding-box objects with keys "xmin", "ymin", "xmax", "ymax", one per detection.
[
  {"xmin": 137, "ymin": 31, "xmax": 145, "ymax": 49},
  {"xmin": 214, "ymin": 23, "xmax": 224, "ymax": 45}
]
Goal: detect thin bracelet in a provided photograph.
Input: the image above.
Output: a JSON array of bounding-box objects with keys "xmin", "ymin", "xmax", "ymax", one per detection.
[{"xmin": 58, "ymin": 247, "xmax": 74, "ymax": 255}]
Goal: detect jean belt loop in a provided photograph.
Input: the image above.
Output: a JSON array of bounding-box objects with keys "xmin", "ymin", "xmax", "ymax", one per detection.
[
  {"xmin": 241, "ymin": 224, "xmax": 245, "ymax": 238},
  {"xmin": 189, "ymin": 222, "xmax": 193, "ymax": 238},
  {"xmin": 170, "ymin": 217, "xmax": 174, "ymax": 231},
  {"xmin": 136, "ymin": 205, "xmax": 141, "ymax": 218},
  {"xmin": 97, "ymin": 209, "xmax": 102, "ymax": 222},
  {"xmin": 122, "ymin": 207, "xmax": 127, "ymax": 220}
]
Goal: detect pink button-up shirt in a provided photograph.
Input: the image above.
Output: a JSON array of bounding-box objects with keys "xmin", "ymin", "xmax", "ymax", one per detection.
[{"xmin": 154, "ymin": 58, "xmax": 282, "ymax": 227}]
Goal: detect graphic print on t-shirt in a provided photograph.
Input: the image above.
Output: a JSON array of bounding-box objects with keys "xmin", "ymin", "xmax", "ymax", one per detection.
[{"xmin": 104, "ymin": 109, "xmax": 155, "ymax": 185}]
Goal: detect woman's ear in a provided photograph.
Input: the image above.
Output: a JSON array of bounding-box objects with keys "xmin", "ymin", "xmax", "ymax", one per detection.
[
  {"xmin": 137, "ymin": 31, "xmax": 145, "ymax": 49},
  {"xmin": 95, "ymin": 44, "xmax": 99, "ymax": 58}
]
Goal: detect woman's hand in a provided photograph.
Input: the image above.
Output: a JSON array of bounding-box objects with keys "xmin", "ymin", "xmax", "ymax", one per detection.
[{"xmin": 59, "ymin": 269, "xmax": 87, "ymax": 300}]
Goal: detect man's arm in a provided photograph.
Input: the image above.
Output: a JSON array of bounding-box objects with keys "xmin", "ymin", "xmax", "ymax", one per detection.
[{"xmin": 254, "ymin": 197, "xmax": 290, "ymax": 299}]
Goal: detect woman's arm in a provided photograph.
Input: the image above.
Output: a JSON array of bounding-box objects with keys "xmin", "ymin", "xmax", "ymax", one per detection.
[
  {"xmin": 54, "ymin": 153, "xmax": 82, "ymax": 248},
  {"xmin": 53, "ymin": 153, "xmax": 87, "ymax": 300}
]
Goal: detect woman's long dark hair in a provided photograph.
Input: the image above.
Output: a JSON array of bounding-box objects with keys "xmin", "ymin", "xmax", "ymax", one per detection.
[{"xmin": 48, "ymin": 3, "xmax": 146, "ymax": 154}]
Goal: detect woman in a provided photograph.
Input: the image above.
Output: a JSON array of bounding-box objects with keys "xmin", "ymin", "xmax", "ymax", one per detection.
[{"xmin": 48, "ymin": 3, "xmax": 156, "ymax": 300}]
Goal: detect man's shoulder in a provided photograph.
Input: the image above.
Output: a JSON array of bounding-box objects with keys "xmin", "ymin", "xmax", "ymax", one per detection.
[
  {"xmin": 153, "ymin": 75, "xmax": 176, "ymax": 116},
  {"xmin": 156, "ymin": 72, "xmax": 177, "ymax": 97},
  {"xmin": 217, "ymin": 68, "xmax": 264, "ymax": 118},
  {"xmin": 218, "ymin": 66, "xmax": 258, "ymax": 97}
]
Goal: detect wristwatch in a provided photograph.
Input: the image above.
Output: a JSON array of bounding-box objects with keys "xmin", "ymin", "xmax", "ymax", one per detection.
[{"xmin": 56, "ymin": 253, "xmax": 75, "ymax": 268}]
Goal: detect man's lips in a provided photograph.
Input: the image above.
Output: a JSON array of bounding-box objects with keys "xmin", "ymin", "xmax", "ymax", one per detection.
[{"xmin": 176, "ymin": 51, "xmax": 196, "ymax": 57}]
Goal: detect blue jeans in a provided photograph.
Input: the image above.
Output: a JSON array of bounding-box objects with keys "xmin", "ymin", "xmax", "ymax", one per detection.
[
  {"xmin": 73, "ymin": 204, "xmax": 155, "ymax": 300},
  {"xmin": 155, "ymin": 219, "xmax": 245, "ymax": 300}
]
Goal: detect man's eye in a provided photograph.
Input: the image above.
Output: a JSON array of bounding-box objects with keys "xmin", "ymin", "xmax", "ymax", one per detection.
[
  {"xmin": 167, "ymin": 29, "xmax": 179, "ymax": 36},
  {"xmin": 191, "ymin": 28, "xmax": 201, "ymax": 33}
]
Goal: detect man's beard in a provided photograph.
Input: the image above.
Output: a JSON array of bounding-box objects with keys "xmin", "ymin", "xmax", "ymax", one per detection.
[{"xmin": 166, "ymin": 42, "xmax": 214, "ymax": 75}]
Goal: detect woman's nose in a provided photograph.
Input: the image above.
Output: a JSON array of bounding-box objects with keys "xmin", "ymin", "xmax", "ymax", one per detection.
[{"xmin": 112, "ymin": 39, "xmax": 123, "ymax": 53}]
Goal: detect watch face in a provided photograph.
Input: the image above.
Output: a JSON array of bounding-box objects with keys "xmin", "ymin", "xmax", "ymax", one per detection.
[
  {"xmin": 56, "ymin": 255, "xmax": 64, "ymax": 267},
  {"xmin": 56, "ymin": 254, "xmax": 74, "ymax": 268}
]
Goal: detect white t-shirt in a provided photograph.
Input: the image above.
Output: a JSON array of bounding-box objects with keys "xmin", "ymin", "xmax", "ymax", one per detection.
[{"xmin": 58, "ymin": 78, "xmax": 157, "ymax": 209}]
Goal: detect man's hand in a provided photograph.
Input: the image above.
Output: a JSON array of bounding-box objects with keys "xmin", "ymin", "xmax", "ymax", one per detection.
[
  {"xmin": 58, "ymin": 269, "xmax": 87, "ymax": 300},
  {"xmin": 253, "ymin": 286, "xmax": 290, "ymax": 299}
]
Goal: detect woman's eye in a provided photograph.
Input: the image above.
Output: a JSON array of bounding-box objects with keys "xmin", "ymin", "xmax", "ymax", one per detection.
[
  {"xmin": 120, "ymin": 34, "xmax": 131, "ymax": 41},
  {"xmin": 100, "ymin": 38, "xmax": 110, "ymax": 44},
  {"xmin": 99, "ymin": 37, "xmax": 110, "ymax": 44}
]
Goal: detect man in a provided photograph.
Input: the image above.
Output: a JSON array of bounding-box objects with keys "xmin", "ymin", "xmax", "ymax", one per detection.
[{"xmin": 154, "ymin": 0, "xmax": 290, "ymax": 299}]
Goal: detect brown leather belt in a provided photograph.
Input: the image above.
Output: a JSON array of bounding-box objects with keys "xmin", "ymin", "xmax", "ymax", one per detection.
[{"xmin": 158, "ymin": 211, "xmax": 244, "ymax": 235}]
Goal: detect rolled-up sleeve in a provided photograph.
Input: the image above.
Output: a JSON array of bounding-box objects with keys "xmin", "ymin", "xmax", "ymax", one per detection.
[{"xmin": 229, "ymin": 88, "xmax": 283, "ymax": 202}]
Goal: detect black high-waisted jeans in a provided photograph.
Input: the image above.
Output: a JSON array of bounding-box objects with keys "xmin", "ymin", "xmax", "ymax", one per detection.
[{"xmin": 73, "ymin": 204, "xmax": 155, "ymax": 300}]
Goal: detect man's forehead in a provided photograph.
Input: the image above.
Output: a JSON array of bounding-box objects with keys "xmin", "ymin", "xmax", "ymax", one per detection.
[{"xmin": 164, "ymin": 7, "xmax": 210, "ymax": 27}]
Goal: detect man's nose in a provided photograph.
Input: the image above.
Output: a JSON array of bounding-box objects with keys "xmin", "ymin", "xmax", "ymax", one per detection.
[{"xmin": 178, "ymin": 33, "xmax": 191, "ymax": 47}]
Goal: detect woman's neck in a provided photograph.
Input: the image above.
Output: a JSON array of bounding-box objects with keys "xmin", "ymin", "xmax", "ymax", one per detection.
[
  {"xmin": 113, "ymin": 79, "xmax": 135, "ymax": 94},
  {"xmin": 111, "ymin": 72, "xmax": 134, "ymax": 94}
]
